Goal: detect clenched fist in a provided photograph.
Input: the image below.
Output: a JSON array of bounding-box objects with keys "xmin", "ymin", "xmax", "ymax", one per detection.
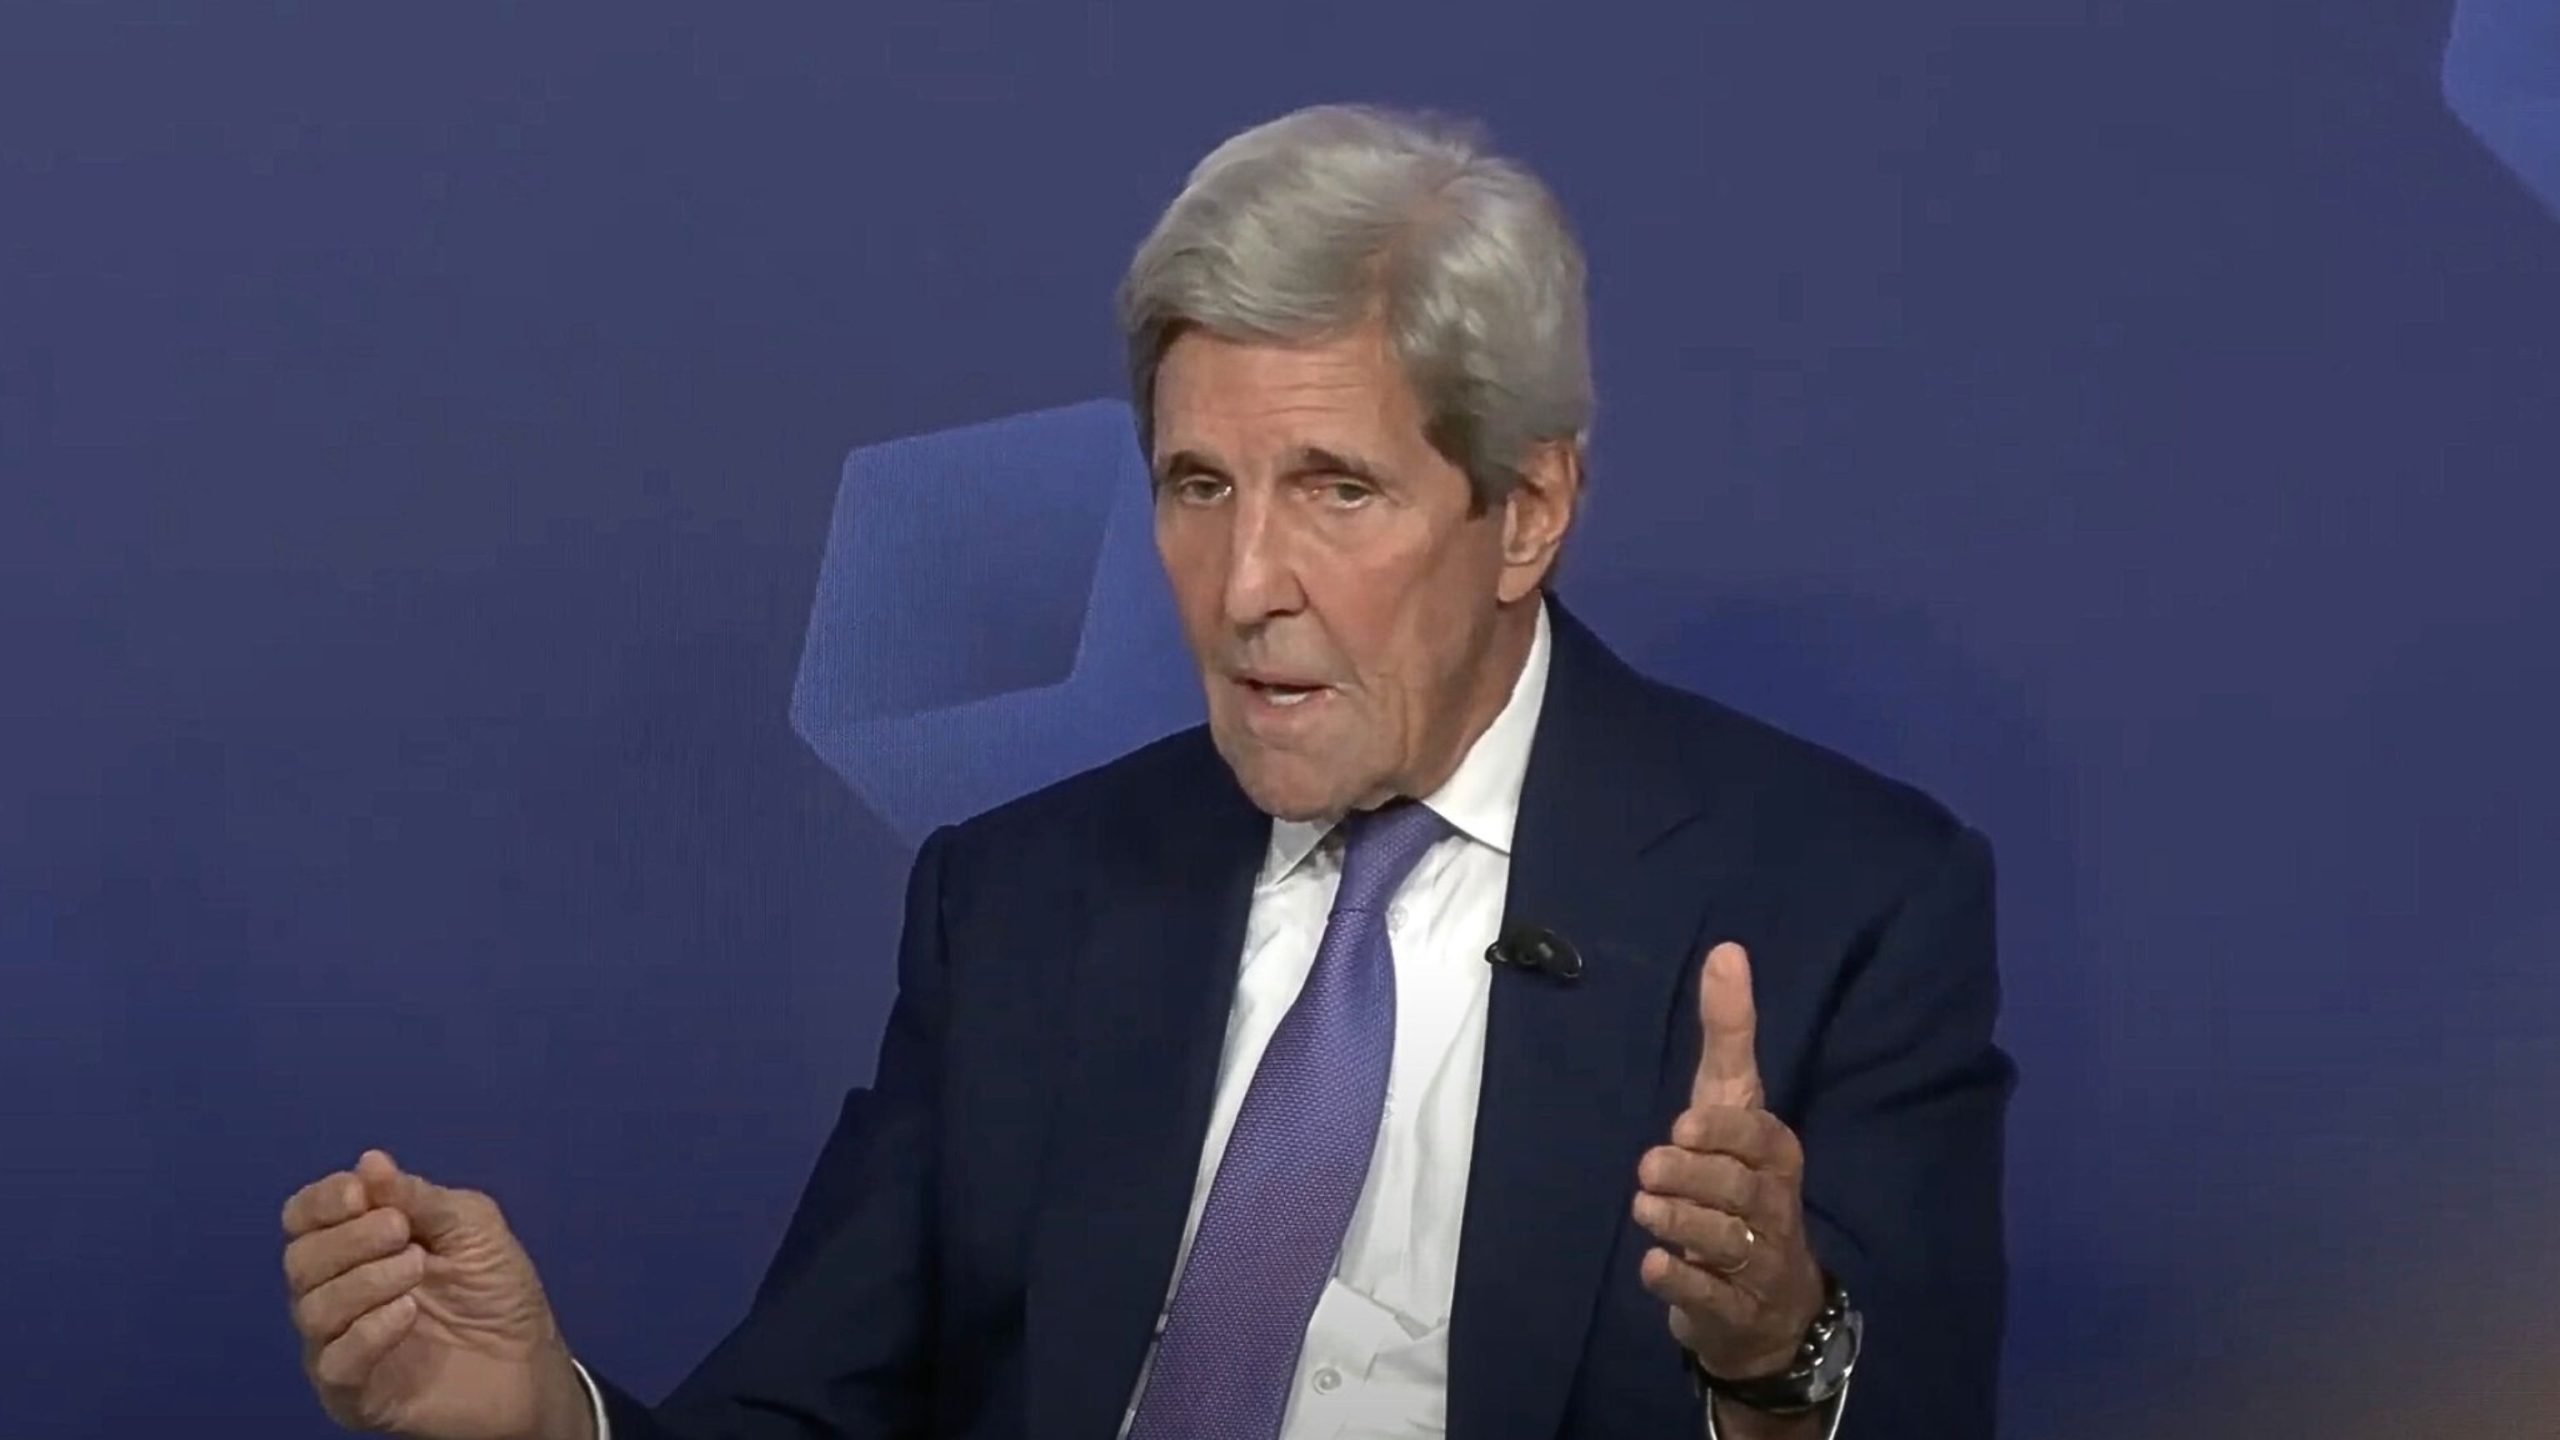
[{"xmin": 280, "ymin": 1150, "xmax": 593, "ymax": 1440}]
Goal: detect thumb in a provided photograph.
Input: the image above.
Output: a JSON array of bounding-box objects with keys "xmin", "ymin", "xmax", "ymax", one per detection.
[
  {"xmin": 1691, "ymin": 942, "xmax": 1764, "ymax": 1112},
  {"xmin": 355, "ymin": 1149, "xmax": 481, "ymax": 1246}
]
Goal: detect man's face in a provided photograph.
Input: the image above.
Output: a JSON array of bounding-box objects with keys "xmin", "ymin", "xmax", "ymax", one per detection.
[{"xmin": 1150, "ymin": 323, "xmax": 1568, "ymax": 821}]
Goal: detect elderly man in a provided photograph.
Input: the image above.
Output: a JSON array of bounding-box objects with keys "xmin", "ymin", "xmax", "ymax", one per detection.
[{"xmin": 280, "ymin": 105, "xmax": 2010, "ymax": 1439}]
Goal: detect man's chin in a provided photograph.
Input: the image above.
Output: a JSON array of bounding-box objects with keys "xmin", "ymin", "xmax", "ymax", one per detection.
[
  {"xmin": 1212, "ymin": 734, "xmax": 1362, "ymax": 823},
  {"xmin": 1253, "ymin": 795, "xmax": 1345, "ymax": 824},
  {"xmin": 1235, "ymin": 774, "xmax": 1348, "ymax": 824}
]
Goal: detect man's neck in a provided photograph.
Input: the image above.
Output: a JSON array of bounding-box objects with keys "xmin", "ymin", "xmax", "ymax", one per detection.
[{"xmin": 1361, "ymin": 596, "xmax": 1542, "ymax": 810}]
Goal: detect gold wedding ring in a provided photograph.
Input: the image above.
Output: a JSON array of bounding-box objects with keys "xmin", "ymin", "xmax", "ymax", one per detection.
[{"xmin": 1714, "ymin": 1223, "xmax": 1758, "ymax": 1277}]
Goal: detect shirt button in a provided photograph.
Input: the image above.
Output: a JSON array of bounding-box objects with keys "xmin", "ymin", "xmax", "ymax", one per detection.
[
  {"xmin": 1387, "ymin": 903, "xmax": 1408, "ymax": 931},
  {"xmin": 1313, "ymin": 1367, "xmax": 1342, "ymax": 1394}
]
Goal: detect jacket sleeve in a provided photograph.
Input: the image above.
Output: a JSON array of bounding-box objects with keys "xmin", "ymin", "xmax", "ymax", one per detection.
[
  {"xmin": 1799, "ymin": 825, "xmax": 2014, "ymax": 1440},
  {"xmin": 588, "ymin": 824, "xmax": 959, "ymax": 1440}
]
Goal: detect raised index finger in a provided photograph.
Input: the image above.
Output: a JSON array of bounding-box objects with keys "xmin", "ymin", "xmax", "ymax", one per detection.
[{"xmin": 1691, "ymin": 941, "xmax": 1764, "ymax": 1112}]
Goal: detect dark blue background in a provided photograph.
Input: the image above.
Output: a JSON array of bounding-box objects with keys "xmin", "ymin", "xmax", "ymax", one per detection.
[{"xmin": 5, "ymin": 4, "xmax": 2556, "ymax": 1435}]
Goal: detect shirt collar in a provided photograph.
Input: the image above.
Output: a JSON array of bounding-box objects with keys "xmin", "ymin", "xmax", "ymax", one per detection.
[{"xmin": 1258, "ymin": 599, "xmax": 1554, "ymax": 885}]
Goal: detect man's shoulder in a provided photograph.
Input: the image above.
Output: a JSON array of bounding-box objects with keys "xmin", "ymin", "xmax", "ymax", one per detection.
[
  {"xmin": 929, "ymin": 723, "xmax": 1238, "ymax": 866},
  {"xmin": 1627, "ymin": 668, "xmax": 1973, "ymax": 874},
  {"xmin": 1544, "ymin": 604, "xmax": 1970, "ymax": 869}
]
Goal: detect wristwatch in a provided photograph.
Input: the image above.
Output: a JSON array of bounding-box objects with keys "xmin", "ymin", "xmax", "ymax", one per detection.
[{"xmin": 1689, "ymin": 1269, "xmax": 1862, "ymax": 1418}]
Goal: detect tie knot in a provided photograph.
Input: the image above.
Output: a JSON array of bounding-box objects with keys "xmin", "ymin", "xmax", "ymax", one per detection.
[{"xmin": 1333, "ymin": 800, "xmax": 1449, "ymax": 913}]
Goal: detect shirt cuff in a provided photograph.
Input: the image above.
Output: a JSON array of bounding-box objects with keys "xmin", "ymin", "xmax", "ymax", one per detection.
[{"xmin": 571, "ymin": 1357, "xmax": 611, "ymax": 1440}]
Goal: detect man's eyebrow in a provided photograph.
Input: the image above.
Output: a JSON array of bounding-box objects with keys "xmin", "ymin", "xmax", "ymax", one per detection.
[
  {"xmin": 1284, "ymin": 446, "xmax": 1392, "ymax": 486},
  {"xmin": 1151, "ymin": 448, "xmax": 1223, "ymax": 486},
  {"xmin": 1150, "ymin": 446, "xmax": 1395, "ymax": 487}
]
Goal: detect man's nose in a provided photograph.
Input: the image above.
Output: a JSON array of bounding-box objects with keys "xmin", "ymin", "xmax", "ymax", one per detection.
[{"xmin": 1219, "ymin": 491, "xmax": 1304, "ymax": 628}]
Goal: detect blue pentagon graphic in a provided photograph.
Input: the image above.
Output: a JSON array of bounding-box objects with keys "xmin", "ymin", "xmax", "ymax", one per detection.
[
  {"xmin": 792, "ymin": 398, "xmax": 1207, "ymax": 845},
  {"xmin": 2445, "ymin": 0, "xmax": 2560, "ymax": 224}
]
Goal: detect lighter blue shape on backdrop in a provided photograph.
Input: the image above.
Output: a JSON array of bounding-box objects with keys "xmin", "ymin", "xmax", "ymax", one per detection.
[
  {"xmin": 2445, "ymin": 0, "xmax": 2560, "ymax": 222},
  {"xmin": 791, "ymin": 399, "xmax": 1206, "ymax": 844}
]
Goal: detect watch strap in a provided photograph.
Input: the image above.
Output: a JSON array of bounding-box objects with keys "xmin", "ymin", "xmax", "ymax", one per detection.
[{"xmin": 1687, "ymin": 1270, "xmax": 1860, "ymax": 1416}]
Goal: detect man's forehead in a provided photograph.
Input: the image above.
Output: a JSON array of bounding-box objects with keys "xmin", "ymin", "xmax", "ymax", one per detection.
[
  {"xmin": 1160, "ymin": 336, "xmax": 1389, "ymax": 398},
  {"xmin": 1153, "ymin": 334, "xmax": 1422, "ymax": 453}
]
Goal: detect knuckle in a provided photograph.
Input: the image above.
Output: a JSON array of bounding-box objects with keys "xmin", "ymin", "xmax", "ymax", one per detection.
[
  {"xmin": 1647, "ymin": 1204, "xmax": 1686, "ymax": 1248},
  {"xmin": 1661, "ymin": 1198, "xmax": 1704, "ymax": 1241},
  {"xmin": 1695, "ymin": 1196, "xmax": 1732, "ymax": 1234},
  {"xmin": 1713, "ymin": 1156, "xmax": 1751, "ymax": 1207},
  {"xmin": 1683, "ymin": 1159, "xmax": 1720, "ymax": 1210},
  {"xmin": 1777, "ymin": 1130, "xmax": 1805, "ymax": 1174},
  {"xmin": 1650, "ymin": 1269, "xmax": 1688, "ymax": 1307},
  {"xmin": 291, "ymin": 1290, "xmax": 332, "ymax": 1338},
  {"xmin": 364, "ymin": 1249, "xmax": 412, "ymax": 1295},
  {"xmin": 283, "ymin": 1176, "xmax": 332, "ymax": 1234},
  {"xmin": 1643, "ymin": 1251, "xmax": 1684, "ymax": 1292},
  {"xmin": 312, "ymin": 1338, "xmax": 361, "ymax": 1389},
  {"xmin": 282, "ymin": 1246, "xmax": 316, "ymax": 1296},
  {"xmin": 1702, "ymin": 1160, "xmax": 1740, "ymax": 1205},
  {"xmin": 1651, "ymin": 1150, "xmax": 1691, "ymax": 1194}
]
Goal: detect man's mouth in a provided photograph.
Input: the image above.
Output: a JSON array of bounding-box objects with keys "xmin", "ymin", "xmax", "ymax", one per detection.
[{"xmin": 1237, "ymin": 676, "xmax": 1331, "ymax": 709}]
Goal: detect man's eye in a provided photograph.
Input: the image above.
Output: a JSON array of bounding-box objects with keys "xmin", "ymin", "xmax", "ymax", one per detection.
[
  {"xmin": 1169, "ymin": 476, "xmax": 1229, "ymax": 504},
  {"xmin": 1320, "ymin": 480, "xmax": 1375, "ymax": 508}
]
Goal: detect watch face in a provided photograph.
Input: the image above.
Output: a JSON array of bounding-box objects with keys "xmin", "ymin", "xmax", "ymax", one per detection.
[{"xmin": 1807, "ymin": 1305, "xmax": 1863, "ymax": 1401}]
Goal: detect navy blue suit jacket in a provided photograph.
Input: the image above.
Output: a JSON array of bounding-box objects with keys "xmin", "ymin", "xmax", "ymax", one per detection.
[{"xmin": 595, "ymin": 604, "xmax": 2012, "ymax": 1439}]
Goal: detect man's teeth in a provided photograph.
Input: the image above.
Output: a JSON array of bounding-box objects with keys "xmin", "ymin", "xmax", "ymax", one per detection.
[{"xmin": 1267, "ymin": 687, "xmax": 1314, "ymax": 707}]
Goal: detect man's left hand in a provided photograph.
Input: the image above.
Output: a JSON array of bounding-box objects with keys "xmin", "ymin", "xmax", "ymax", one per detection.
[{"xmin": 1633, "ymin": 942, "xmax": 1825, "ymax": 1385}]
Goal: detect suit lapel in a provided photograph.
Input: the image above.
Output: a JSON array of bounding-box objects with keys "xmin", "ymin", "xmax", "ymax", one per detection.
[
  {"xmin": 1023, "ymin": 739, "xmax": 1268, "ymax": 1440},
  {"xmin": 1019, "ymin": 608, "xmax": 1715, "ymax": 1440},
  {"xmin": 1449, "ymin": 604, "xmax": 1716, "ymax": 1440}
]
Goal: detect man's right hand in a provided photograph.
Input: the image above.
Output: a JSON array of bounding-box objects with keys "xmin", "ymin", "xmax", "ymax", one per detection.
[{"xmin": 282, "ymin": 1150, "xmax": 595, "ymax": 1440}]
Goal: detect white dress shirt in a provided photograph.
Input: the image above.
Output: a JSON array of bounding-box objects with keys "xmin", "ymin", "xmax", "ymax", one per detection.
[{"xmin": 1113, "ymin": 602, "xmax": 1555, "ymax": 1440}]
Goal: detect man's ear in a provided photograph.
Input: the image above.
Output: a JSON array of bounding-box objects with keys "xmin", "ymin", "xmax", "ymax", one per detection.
[{"xmin": 1496, "ymin": 439, "xmax": 1581, "ymax": 602}]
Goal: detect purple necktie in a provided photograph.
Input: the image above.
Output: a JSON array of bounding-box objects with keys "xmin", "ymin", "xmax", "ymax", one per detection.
[{"xmin": 1126, "ymin": 800, "xmax": 1451, "ymax": 1440}]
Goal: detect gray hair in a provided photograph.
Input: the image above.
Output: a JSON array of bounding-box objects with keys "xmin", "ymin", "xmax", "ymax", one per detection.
[{"xmin": 1116, "ymin": 104, "xmax": 1593, "ymax": 512}]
